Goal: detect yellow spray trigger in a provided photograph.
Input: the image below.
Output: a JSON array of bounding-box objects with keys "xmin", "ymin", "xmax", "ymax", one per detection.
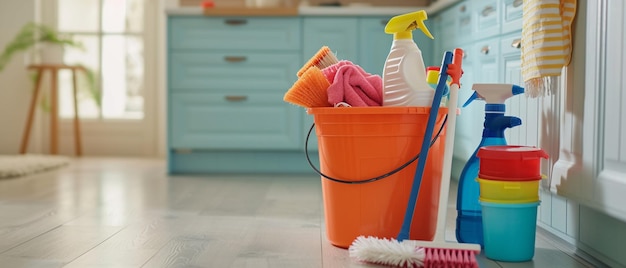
[{"xmin": 384, "ymin": 10, "xmax": 434, "ymax": 40}]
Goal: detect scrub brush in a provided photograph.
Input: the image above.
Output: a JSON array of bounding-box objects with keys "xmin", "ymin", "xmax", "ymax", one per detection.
[
  {"xmin": 283, "ymin": 66, "xmax": 331, "ymax": 108},
  {"xmin": 349, "ymin": 49, "xmax": 480, "ymax": 268},
  {"xmin": 297, "ymin": 46, "xmax": 339, "ymax": 77}
]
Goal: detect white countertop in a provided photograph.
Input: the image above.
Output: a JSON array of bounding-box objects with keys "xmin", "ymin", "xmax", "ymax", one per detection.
[{"xmin": 166, "ymin": 0, "xmax": 458, "ymax": 16}]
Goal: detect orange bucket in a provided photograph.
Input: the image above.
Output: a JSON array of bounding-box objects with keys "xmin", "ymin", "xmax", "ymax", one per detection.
[{"xmin": 307, "ymin": 106, "xmax": 448, "ymax": 248}]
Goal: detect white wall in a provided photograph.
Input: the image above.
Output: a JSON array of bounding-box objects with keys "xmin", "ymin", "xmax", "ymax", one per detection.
[{"xmin": 0, "ymin": 1, "xmax": 39, "ymax": 154}]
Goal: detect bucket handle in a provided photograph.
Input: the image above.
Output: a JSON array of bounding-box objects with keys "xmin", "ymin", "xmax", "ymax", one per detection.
[{"xmin": 305, "ymin": 115, "xmax": 448, "ymax": 184}]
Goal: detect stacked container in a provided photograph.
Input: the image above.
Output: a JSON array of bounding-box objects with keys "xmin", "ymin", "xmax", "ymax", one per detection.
[{"xmin": 476, "ymin": 145, "xmax": 548, "ymax": 262}]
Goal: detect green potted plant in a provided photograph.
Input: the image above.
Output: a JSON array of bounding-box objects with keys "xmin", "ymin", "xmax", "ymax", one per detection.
[
  {"xmin": 0, "ymin": 22, "xmax": 101, "ymax": 109},
  {"xmin": 0, "ymin": 22, "xmax": 83, "ymax": 70}
]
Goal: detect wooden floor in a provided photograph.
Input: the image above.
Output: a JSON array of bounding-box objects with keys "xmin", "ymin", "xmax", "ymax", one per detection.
[{"xmin": 0, "ymin": 157, "xmax": 597, "ymax": 267}]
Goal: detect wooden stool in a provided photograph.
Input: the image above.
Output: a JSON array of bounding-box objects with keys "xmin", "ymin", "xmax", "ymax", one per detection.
[{"xmin": 20, "ymin": 64, "xmax": 83, "ymax": 156}]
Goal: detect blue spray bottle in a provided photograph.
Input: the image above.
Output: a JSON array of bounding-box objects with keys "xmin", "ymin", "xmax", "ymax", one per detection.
[{"xmin": 455, "ymin": 83, "xmax": 524, "ymax": 247}]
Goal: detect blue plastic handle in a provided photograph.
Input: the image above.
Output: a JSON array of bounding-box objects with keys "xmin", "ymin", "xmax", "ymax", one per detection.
[{"xmin": 397, "ymin": 51, "xmax": 453, "ymax": 241}]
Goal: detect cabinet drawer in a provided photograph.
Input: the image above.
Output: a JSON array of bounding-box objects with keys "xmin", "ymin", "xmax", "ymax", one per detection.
[
  {"xmin": 168, "ymin": 17, "xmax": 301, "ymax": 51},
  {"xmin": 169, "ymin": 51, "xmax": 300, "ymax": 91},
  {"xmin": 502, "ymin": 0, "xmax": 524, "ymax": 34},
  {"xmin": 500, "ymin": 32, "xmax": 522, "ymax": 56},
  {"xmin": 170, "ymin": 93, "xmax": 302, "ymax": 150},
  {"xmin": 447, "ymin": 1, "xmax": 475, "ymax": 44},
  {"xmin": 302, "ymin": 18, "xmax": 359, "ymax": 63},
  {"xmin": 473, "ymin": 0, "xmax": 501, "ymax": 40},
  {"xmin": 473, "ymin": 37, "xmax": 501, "ymax": 83}
]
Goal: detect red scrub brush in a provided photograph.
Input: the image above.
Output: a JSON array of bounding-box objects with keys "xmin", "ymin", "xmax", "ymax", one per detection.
[{"xmin": 349, "ymin": 48, "xmax": 480, "ymax": 268}]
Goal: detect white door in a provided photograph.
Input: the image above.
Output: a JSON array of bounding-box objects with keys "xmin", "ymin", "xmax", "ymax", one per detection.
[
  {"xmin": 39, "ymin": 0, "xmax": 158, "ymax": 157},
  {"xmin": 584, "ymin": 0, "xmax": 626, "ymax": 221}
]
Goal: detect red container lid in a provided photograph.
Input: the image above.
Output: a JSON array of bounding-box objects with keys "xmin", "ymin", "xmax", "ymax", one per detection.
[
  {"xmin": 478, "ymin": 145, "xmax": 548, "ymax": 160},
  {"xmin": 477, "ymin": 145, "xmax": 548, "ymax": 181}
]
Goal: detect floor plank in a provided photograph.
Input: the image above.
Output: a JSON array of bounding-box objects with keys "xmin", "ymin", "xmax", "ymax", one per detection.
[{"xmin": 0, "ymin": 157, "xmax": 598, "ymax": 267}]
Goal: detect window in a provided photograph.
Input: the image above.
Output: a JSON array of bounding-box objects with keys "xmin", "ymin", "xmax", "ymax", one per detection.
[{"xmin": 56, "ymin": 0, "xmax": 145, "ymax": 119}]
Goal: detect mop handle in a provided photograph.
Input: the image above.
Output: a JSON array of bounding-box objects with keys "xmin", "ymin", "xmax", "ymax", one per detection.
[
  {"xmin": 397, "ymin": 51, "xmax": 453, "ymax": 241},
  {"xmin": 433, "ymin": 48, "xmax": 464, "ymax": 242}
]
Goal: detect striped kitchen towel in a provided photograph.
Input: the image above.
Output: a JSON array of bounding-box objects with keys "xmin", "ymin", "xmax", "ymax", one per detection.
[{"xmin": 521, "ymin": 0, "xmax": 577, "ymax": 97}]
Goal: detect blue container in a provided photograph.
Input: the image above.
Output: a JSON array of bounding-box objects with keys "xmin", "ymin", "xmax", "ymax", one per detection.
[{"xmin": 480, "ymin": 201, "xmax": 540, "ymax": 262}]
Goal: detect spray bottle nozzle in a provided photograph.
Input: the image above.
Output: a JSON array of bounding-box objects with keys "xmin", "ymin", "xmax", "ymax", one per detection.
[
  {"xmin": 463, "ymin": 83, "xmax": 525, "ymax": 107},
  {"xmin": 385, "ymin": 10, "xmax": 434, "ymax": 40}
]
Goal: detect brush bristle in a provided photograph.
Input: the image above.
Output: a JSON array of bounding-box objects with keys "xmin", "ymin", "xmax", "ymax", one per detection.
[
  {"xmin": 423, "ymin": 247, "xmax": 479, "ymax": 268},
  {"xmin": 297, "ymin": 46, "xmax": 340, "ymax": 77},
  {"xmin": 349, "ymin": 236, "xmax": 480, "ymax": 268},
  {"xmin": 349, "ymin": 236, "xmax": 425, "ymax": 267},
  {"xmin": 283, "ymin": 66, "xmax": 331, "ymax": 108}
]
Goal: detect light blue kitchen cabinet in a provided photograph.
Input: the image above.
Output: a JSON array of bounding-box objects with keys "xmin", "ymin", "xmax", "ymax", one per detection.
[
  {"xmin": 169, "ymin": 17, "xmax": 301, "ymax": 51},
  {"xmin": 450, "ymin": 1, "xmax": 474, "ymax": 46},
  {"xmin": 170, "ymin": 92, "xmax": 301, "ymax": 150},
  {"xmin": 169, "ymin": 51, "xmax": 301, "ymax": 92},
  {"xmin": 357, "ymin": 16, "xmax": 391, "ymax": 75},
  {"xmin": 432, "ymin": 5, "xmax": 454, "ymax": 54},
  {"xmin": 554, "ymin": 2, "xmax": 626, "ymax": 266},
  {"xmin": 499, "ymin": 31, "xmax": 534, "ymax": 148},
  {"xmin": 302, "ymin": 17, "xmax": 359, "ymax": 64},
  {"xmin": 472, "ymin": 0, "xmax": 501, "ymax": 41},
  {"xmin": 501, "ymin": 0, "xmax": 524, "ymax": 34},
  {"xmin": 167, "ymin": 16, "xmax": 307, "ymax": 173}
]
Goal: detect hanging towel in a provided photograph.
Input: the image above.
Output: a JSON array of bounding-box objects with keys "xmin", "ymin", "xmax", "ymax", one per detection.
[
  {"xmin": 521, "ymin": 0, "xmax": 577, "ymax": 97},
  {"xmin": 326, "ymin": 64, "xmax": 383, "ymax": 107}
]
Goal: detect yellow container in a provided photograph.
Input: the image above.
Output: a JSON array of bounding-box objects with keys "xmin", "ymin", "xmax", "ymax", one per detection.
[{"xmin": 477, "ymin": 178, "xmax": 540, "ymax": 203}]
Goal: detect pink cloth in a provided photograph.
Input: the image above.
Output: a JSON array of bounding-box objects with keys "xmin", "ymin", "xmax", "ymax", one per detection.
[
  {"xmin": 322, "ymin": 60, "xmax": 354, "ymax": 83},
  {"xmin": 324, "ymin": 63, "xmax": 383, "ymax": 107}
]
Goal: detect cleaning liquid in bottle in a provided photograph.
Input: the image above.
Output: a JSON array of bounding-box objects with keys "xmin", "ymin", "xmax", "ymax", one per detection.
[
  {"xmin": 456, "ymin": 83, "xmax": 524, "ymax": 247},
  {"xmin": 382, "ymin": 10, "xmax": 434, "ymax": 107}
]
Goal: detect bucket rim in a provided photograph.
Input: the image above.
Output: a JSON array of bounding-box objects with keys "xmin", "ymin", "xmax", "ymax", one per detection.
[{"xmin": 307, "ymin": 106, "xmax": 450, "ymax": 115}]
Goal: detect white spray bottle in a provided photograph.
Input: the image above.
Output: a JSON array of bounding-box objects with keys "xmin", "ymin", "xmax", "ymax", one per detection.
[{"xmin": 382, "ymin": 10, "xmax": 434, "ymax": 107}]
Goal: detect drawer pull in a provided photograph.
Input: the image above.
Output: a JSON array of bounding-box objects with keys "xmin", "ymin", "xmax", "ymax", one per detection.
[
  {"xmin": 459, "ymin": 5, "xmax": 467, "ymax": 12},
  {"xmin": 380, "ymin": 19, "xmax": 389, "ymax": 26},
  {"xmin": 174, "ymin": 148, "xmax": 192, "ymax": 154},
  {"xmin": 513, "ymin": 0, "xmax": 523, "ymax": 8},
  {"xmin": 480, "ymin": 45, "xmax": 490, "ymax": 55},
  {"xmin": 481, "ymin": 5, "xmax": 495, "ymax": 17},
  {"xmin": 224, "ymin": 56, "xmax": 247, "ymax": 63},
  {"xmin": 225, "ymin": 95, "xmax": 248, "ymax": 102},
  {"xmin": 224, "ymin": 19, "xmax": 248, "ymax": 26},
  {"xmin": 511, "ymin": 38, "xmax": 522, "ymax": 49}
]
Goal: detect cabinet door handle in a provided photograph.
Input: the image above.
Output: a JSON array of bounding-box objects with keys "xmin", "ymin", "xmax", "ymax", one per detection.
[
  {"xmin": 480, "ymin": 45, "xmax": 490, "ymax": 55},
  {"xmin": 224, "ymin": 56, "xmax": 247, "ymax": 63},
  {"xmin": 481, "ymin": 5, "xmax": 495, "ymax": 17},
  {"xmin": 380, "ymin": 19, "xmax": 389, "ymax": 26},
  {"xmin": 224, "ymin": 19, "xmax": 248, "ymax": 26},
  {"xmin": 511, "ymin": 38, "xmax": 522, "ymax": 49},
  {"xmin": 513, "ymin": 0, "xmax": 523, "ymax": 8},
  {"xmin": 459, "ymin": 5, "xmax": 467, "ymax": 12},
  {"xmin": 225, "ymin": 95, "xmax": 248, "ymax": 102}
]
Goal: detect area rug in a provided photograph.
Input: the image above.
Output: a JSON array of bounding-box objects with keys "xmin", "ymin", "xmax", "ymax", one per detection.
[{"xmin": 0, "ymin": 154, "xmax": 71, "ymax": 179}]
